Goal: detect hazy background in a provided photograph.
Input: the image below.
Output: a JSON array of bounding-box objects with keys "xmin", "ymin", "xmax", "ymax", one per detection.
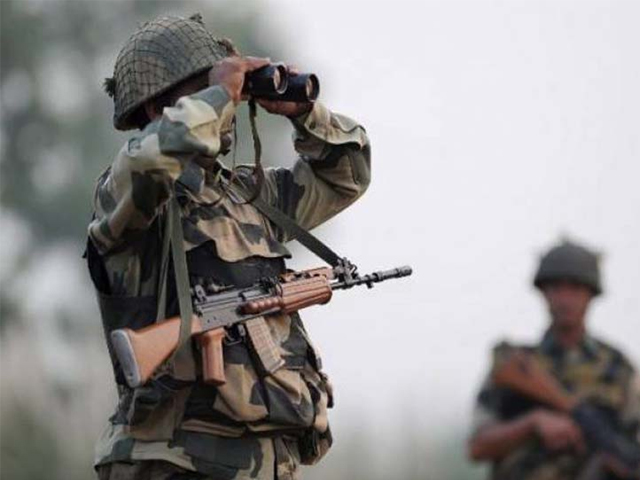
[{"xmin": 1, "ymin": 1, "xmax": 638, "ymax": 479}]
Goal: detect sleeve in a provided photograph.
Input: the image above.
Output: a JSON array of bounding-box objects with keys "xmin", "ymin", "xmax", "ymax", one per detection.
[
  {"xmin": 470, "ymin": 342, "xmax": 531, "ymax": 437},
  {"xmin": 258, "ymin": 101, "xmax": 371, "ymax": 241},
  {"xmin": 88, "ymin": 86, "xmax": 235, "ymax": 254}
]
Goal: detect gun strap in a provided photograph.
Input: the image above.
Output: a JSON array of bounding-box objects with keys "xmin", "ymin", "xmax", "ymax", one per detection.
[
  {"xmin": 232, "ymin": 181, "xmax": 343, "ymax": 268},
  {"xmin": 169, "ymin": 195, "xmax": 195, "ymax": 361},
  {"xmin": 155, "ymin": 194, "xmax": 195, "ymax": 381}
]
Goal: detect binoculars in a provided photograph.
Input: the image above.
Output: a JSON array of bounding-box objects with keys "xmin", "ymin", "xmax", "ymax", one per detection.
[{"xmin": 244, "ymin": 63, "xmax": 320, "ymax": 103}]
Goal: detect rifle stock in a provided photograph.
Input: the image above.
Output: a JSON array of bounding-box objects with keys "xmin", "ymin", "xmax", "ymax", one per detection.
[{"xmin": 111, "ymin": 315, "xmax": 202, "ymax": 388}]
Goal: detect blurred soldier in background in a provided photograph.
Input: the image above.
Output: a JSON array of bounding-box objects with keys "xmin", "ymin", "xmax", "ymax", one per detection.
[
  {"xmin": 86, "ymin": 14, "xmax": 370, "ymax": 480},
  {"xmin": 468, "ymin": 240, "xmax": 640, "ymax": 479}
]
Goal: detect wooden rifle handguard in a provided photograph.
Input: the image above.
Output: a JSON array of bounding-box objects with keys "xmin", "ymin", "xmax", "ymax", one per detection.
[{"xmin": 241, "ymin": 276, "xmax": 332, "ymax": 314}]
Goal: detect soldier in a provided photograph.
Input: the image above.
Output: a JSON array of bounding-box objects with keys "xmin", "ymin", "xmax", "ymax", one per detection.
[
  {"xmin": 86, "ymin": 14, "xmax": 370, "ymax": 480},
  {"xmin": 467, "ymin": 240, "xmax": 640, "ymax": 479}
]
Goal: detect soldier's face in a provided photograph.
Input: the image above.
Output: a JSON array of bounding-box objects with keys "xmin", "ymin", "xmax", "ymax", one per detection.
[{"xmin": 543, "ymin": 281, "xmax": 593, "ymax": 329}]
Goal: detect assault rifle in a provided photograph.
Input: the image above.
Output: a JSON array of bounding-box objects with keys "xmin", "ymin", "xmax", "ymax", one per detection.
[
  {"xmin": 492, "ymin": 348, "xmax": 640, "ymax": 478},
  {"xmin": 111, "ymin": 264, "xmax": 412, "ymax": 389}
]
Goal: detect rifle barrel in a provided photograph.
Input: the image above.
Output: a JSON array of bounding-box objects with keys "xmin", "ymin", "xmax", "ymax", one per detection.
[{"xmin": 332, "ymin": 265, "xmax": 413, "ymax": 290}]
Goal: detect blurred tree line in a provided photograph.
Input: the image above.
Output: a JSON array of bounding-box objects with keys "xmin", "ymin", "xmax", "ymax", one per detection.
[
  {"xmin": 0, "ymin": 0, "xmax": 288, "ymax": 269},
  {"xmin": 0, "ymin": 1, "xmax": 485, "ymax": 479},
  {"xmin": 0, "ymin": 2, "xmax": 295, "ymax": 479}
]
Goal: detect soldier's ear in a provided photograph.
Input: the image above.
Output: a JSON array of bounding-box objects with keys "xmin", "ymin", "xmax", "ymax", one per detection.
[{"xmin": 143, "ymin": 102, "xmax": 158, "ymax": 123}]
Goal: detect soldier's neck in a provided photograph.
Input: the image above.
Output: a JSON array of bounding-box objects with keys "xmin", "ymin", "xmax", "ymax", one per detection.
[{"xmin": 551, "ymin": 323, "xmax": 586, "ymax": 350}]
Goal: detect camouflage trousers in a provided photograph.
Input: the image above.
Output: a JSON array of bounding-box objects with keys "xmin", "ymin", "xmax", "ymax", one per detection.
[{"xmin": 96, "ymin": 437, "xmax": 302, "ymax": 480}]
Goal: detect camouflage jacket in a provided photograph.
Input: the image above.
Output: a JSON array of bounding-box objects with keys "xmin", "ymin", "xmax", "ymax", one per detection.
[
  {"xmin": 471, "ymin": 331, "xmax": 640, "ymax": 480},
  {"xmin": 87, "ymin": 85, "xmax": 370, "ymax": 477}
]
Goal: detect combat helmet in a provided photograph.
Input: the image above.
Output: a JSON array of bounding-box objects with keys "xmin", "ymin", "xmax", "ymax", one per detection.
[
  {"xmin": 105, "ymin": 14, "xmax": 236, "ymax": 130},
  {"xmin": 533, "ymin": 240, "xmax": 602, "ymax": 295}
]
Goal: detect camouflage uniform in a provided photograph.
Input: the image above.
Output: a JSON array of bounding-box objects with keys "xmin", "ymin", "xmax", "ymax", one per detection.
[
  {"xmin": 86, "ymin": 75, "xmax": 371, "ymax": 478},
  {"xmin": 471, "ymin": 332, "xmax": 640, "ymax": 480}
]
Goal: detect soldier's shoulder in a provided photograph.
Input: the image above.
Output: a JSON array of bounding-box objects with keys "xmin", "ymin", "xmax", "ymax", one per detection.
[
  {"xmin": 487, "ymin": 339, "xmax": 538, "ymax": 369},
  {"xmin": 590, "ymin": 335, "xmax": 637, "ymax": 371},
  {"xmin": 491, "ymin": 338, "xmax": 537, "ymax": 354}
]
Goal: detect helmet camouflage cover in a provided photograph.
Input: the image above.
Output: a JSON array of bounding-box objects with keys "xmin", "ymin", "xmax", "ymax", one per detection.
[
  {"xmin": 105, "ymin": 14, "xmax": 236, "ymax": 130},
  {"xmin": 533, "ymin": 239, "xmax": 603, "ymax": 295}
]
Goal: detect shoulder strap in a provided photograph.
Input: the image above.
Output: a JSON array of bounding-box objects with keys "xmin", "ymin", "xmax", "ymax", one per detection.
[
  {"xmin": 169, "ymin": 196, "xmax": 194, "ymax": 363},
  {"xmin": 155, "ymin": 194, "xmax": 195, "ymax": 381}
]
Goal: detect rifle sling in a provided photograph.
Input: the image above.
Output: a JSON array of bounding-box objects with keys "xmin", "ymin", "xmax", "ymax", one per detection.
[
  {"xmin": 156, "ymin": 194, "xmax": 195, "ymax": 380},
  {"xmin": 169, "ymin": 196, "xmax": 195, "ymax": 367}
]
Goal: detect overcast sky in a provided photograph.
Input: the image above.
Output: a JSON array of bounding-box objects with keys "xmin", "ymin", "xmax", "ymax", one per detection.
[{"xmin": 246, "ymin": 0, "xmax": 640, "ymax": 464}]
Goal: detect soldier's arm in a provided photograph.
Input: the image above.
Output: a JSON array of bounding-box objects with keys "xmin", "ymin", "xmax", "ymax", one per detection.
[
  {"xmin": 467, "ymin": 377, "xmax": 539, "ymax": 461},
  {"xmin": 259, "ymin": 102, "xmax": 371, "ymax": 240},
  {"xmin": 468, "ymin": 376, "xmax": 584, "ymax": 461},
  {"xmin": 468, "ymin": 408, "xmax": 541, "ymax": 461},
  {"xmin": 88, "ymin": 86, "xmax": 235, "ymax": 254}
]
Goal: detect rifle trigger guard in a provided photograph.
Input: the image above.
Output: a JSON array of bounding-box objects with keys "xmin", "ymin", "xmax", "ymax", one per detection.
[{"xmin": 223, "ymin": 324, "xmax": 247, "ymax": 346}]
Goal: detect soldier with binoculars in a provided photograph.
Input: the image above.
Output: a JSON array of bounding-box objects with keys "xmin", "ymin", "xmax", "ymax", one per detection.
[{"xmin": 87, "ymin": 13, "xmax": 371, "ymax": 480}]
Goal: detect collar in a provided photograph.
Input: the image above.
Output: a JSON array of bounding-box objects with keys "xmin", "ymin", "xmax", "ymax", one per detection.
[
  {"xmin": 176, "ymin": 159, "xmax": 227, "ymax": 203},
  {"xmin": 539, "ymin": 328, "xmax": 599, "ymax": 360}
]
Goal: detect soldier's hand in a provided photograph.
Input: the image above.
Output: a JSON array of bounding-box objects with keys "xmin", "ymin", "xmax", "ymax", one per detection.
[
  {"xmin": 209, "ymin": 56, "xmax": 270, "ymax": 104},
  {"xmin": 256, "ymin": 66, "xmax": 313, "ymax": 118},
  {"xmin": 532, "ymin": 409, "xmax": 586, "ymax": 453}
]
